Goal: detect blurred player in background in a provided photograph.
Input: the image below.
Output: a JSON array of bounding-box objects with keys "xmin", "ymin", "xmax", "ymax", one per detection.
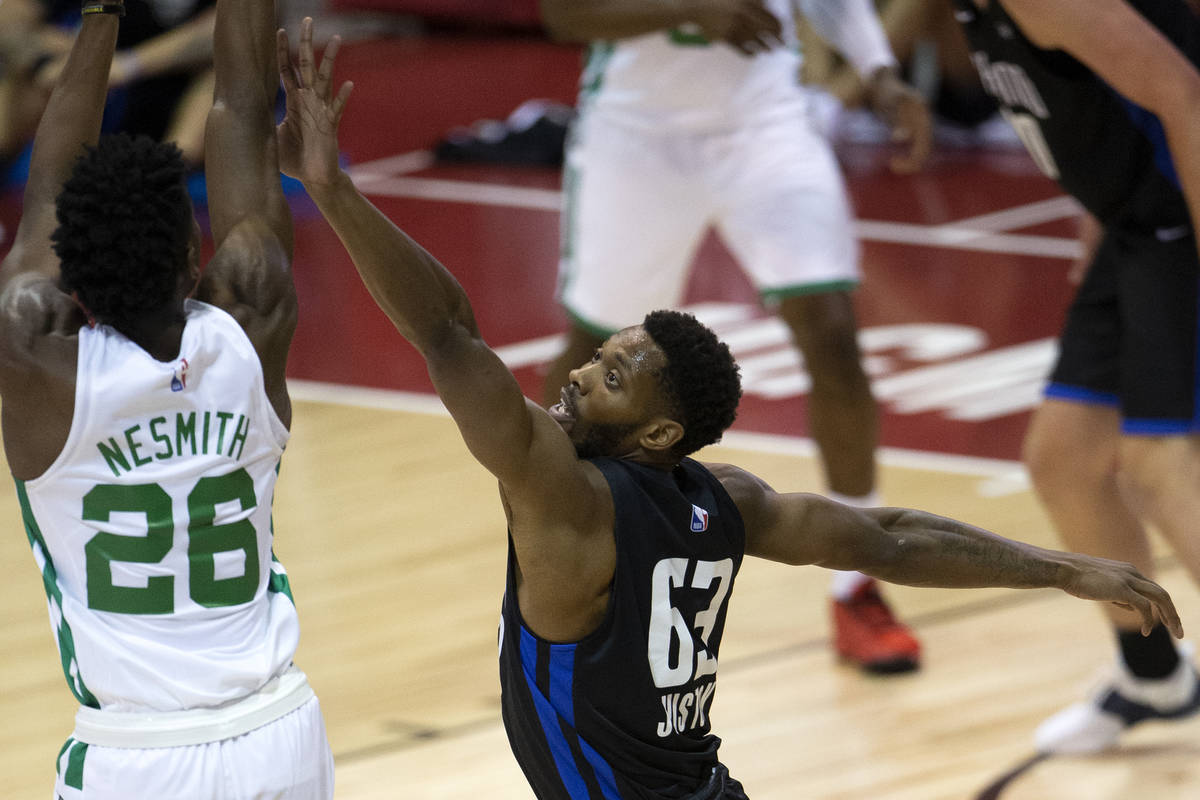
[
  {"xmin": 537, "ymin": 0, "xmax": 933, "ymax": 673},
  {"xmin": 954, "ymin": 0, "xmax": 1200, "ymax": 754}
]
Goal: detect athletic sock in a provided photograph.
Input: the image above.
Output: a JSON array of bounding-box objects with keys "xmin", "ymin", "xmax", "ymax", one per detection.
[
  {"xmin": 1118, "ymin": 625, "xmax": 1181, "ymax": 679},
  {"xmin": 827, "ymin": 491, "xmax": 882, "ymax": 601}
]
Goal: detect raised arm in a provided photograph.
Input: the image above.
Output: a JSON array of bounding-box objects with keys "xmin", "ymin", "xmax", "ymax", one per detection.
[
  {"xmin": 998, "ymin": 0, "xmax": 1200, "ymax": 244},
  {"xmin": 196, "ymin": 0, "xmax": 297, "ymax": 425},
  {"xmin": 276, "ymin": 23, "xmax": 595, "ymax": 511},
  {"xmin": 712, "ymin": 462, "xmax": 1183, "ymax": 637},
  {"xmin": 0, "ymin": 1, "xmax": 120, "ymax": 290},
  {"xmin": 539, "ymin": 0, "xmax": 783, "ymax": 55}
]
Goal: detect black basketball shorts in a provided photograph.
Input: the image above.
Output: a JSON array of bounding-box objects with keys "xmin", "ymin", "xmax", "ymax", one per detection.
[{"xmin": 1046, "ymin": 225, "xmax": 1200, "ymax": 434}]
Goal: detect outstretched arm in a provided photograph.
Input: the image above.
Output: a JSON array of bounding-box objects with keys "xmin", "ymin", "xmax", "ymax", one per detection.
[
  {"xmin": 197, "ymin": 0, "xmax": 297, "ymax": 425},
  {"xmin": 540, "ymin": 0, "xmax": 783, "ymax": 55},
  {"xmin": 713, "ymin": 463, "xmax": 1183, "ymax": 637},
  {"xmin": 0, "ymin": 2, "xmax": 120, "ymax": 290},
  {"xmin": 277, "ymin": 24, "xmax": 595, "ymax": 513},
  {"xmin": 998, "ymin": 0, "xmax": 1200, "ymax": 244}
]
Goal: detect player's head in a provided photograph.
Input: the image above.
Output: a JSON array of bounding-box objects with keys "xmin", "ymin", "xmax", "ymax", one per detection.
[
  {"xmin": 552, "ymin": 310, "xmax": 742, "ymax": 462},
  {"xmin": 53, "ymin": 133, "xmax": 200, "ymax": 335}
]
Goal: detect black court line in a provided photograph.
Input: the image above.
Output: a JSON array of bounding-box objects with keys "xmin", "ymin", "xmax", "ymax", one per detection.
[
  {"xmin": 974, "ymin": 753, "xmax": 1050, "ymax": 800},
  {"xmin": 334, "ymin": 554, "xmax": 1183, "ymax": 765}
]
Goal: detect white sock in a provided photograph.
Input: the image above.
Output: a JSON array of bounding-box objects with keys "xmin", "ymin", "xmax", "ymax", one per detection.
[{"xmin": 827, "ymin": 491, "xmax": 882, "ymax": 601}]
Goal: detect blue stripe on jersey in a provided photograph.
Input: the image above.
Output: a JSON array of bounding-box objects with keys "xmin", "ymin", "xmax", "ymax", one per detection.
[
  {"xmin": 520, "ymin": 626, "xmax": 591, "ymax": 799},
  {"xmin": 579, "ymin": 738, "xmax": 623, "ymax": 800},
  {"xmin": 549, "ymin": 641, "xmax": 577, "ymax": 727},
  {"xmin": 1115, "ymin": 94, "xmax": 1181, "ymax": 191},
  {"xmin": 1044, "ymin": 383, "xmax": 1120, "ymax": 406},
  {"xmin": 519, "ymin": 625, "xmax": 625, "ymax": 800}
]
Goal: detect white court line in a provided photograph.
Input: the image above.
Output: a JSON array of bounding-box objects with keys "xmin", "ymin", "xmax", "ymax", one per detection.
[
  {"xmin": 347, "ymin": 150, "xmax": 436, "ymax": 184},
  {"xmin": 288, "ymin": 379, "xmax": 1030, "ymax": 489},
  {"xmin": 948, "ymin": 195, "xmax": 1083, "ymax": 232},
  {"xmin": 342, "ymin": 158, "xmax": 1083, "ymax": 260}
]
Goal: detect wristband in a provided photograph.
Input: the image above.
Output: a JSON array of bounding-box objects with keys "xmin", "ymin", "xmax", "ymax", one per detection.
[{"xmin": 81, "ymin": 2, "xmax": 126, "ymax": 16}]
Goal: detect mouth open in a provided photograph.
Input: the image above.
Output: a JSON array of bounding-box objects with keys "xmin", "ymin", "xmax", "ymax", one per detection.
[{"xmin": 548, "ymin": 387, "xmax": 576, "ymax": 433}]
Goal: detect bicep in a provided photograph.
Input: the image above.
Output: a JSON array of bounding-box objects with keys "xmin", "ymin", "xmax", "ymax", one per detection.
[
  {"xmin": 1003, "ymin": 0, "xmax": 1196, "ymax": 113},
  {"xmin": 426, "ymin": 329, "xmax": 593, "ymax": 504},
  {"xmin": 739, "ymin": 483, "xmax": 882, "ymax": 567}
]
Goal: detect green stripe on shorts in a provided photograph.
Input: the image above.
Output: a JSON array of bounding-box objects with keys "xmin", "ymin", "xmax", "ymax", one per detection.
[{"xmin": 761, "ymin": 279, "xmax": 859, "ymax": 303}]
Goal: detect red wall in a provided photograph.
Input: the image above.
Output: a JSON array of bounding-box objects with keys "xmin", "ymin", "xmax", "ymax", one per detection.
[{"xmin": 330, "ymin": 0, "xmax": 541, "ymax": 27}]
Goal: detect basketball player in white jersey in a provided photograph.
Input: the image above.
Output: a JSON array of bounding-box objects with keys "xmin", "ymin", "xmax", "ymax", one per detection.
[
  {"xmin": 0, "ymin": 0, "xmax": 334, "ymax": 796},
  {"xmin": 539, "ymin": 0, "xmax": 933, "ymax": 673}
]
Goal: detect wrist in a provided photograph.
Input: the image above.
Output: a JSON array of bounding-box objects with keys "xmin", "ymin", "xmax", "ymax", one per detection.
[{"xmin": 303, "ymin": 168, "xmax": 352, "ymax": 202}]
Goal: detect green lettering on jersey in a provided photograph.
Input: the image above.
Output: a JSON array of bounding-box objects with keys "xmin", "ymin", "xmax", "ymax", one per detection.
[
  {"xmin": 149, "ymin": 416, "xmax": 174, "ymax": 461},
  {"xmin": 228, "ymin": 415, "xmax": 250, "ymax": 460},
  {"xmin": 176, "ymin": 412, "xmax": 197, "ymax": 456},
  {"xmin": 97, "ymin": 438, "xmax": 131, "ymax": 477},
  {"xmin": 124, "ymin": 424, "xmax": 152, "ymax": 468},
  {"xmin": 215, "ymin": 410, "xmax": 234, "ymax": 454},
  {"xmin": 669, "ymin": 28, "xmax": 711, "ymax": 46}
]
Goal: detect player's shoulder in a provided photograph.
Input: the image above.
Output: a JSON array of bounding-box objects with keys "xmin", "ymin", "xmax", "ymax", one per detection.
[{"xmin": 699, "ymin": 461, "xmax": 774, "ymax": 508}]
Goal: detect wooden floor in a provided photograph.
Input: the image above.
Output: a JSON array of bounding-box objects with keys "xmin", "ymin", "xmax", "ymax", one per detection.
[{"xmin": 3, "ymin": 389, "xmax": 1199, "ymax": 799}]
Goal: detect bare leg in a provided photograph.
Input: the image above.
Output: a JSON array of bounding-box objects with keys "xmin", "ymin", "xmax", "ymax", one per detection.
[
  {"xmin": 776, "ymin": 290, "xmax": 877, "ymax": 497},
  {"xmin": 777, "ymin": 290, "xmax": 917, "ymax": 672},
  {"xmin": 1024, "ymin": 399, "xmax": 1152, "ymax": 631},
  {"xmin": 1119, "ymin": 434, "xmax": 1200, "ymax": 587},
  {"xmin": 1028, "ymin": 402, "xmax": 1199, "ymax": 754}
]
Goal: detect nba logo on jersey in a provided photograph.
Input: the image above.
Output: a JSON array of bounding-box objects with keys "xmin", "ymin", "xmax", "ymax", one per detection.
[
  {"xmin": 690, "ymin": 505, "xmax": 709, "ymax": 533},
  {"xmin": 171, "ymin": 357, "xmax": 189, "ymax": 392}
]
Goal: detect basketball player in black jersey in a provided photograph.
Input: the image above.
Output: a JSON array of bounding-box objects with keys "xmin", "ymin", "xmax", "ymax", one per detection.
[
  {"xmin": 953, "ymin": 0, "xmax": 1200, "ymax": 754},
  {"xmin": 278, "ymin": 22, "xmax": 1183, "ymax": 800}
]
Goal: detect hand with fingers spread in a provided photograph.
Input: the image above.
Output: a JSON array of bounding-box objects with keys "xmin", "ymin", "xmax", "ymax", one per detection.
[
  {"xmin": 693, "ymin": 0, "xmax": 784, "ymax": 56},
  {"xmin": 276, "ymin": 17, "xmax": 354, "ymax": 190},
  {"xmin": 864, "ymin": 66, "xmax": 933, "ymax": 174},
  {"xmin": 1056, "ymin": 554, "xmax": 1184, "ymax": 638}
]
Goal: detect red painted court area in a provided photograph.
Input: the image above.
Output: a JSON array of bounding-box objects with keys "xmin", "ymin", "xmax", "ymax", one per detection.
[{"xmin": 0, "ymin": 32, "xmax": 1076, "ymax": 462}]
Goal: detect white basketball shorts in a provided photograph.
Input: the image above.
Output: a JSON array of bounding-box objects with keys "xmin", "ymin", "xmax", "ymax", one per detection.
[
  {"xmin": 53, "ymin": 695, "xmax": 333, "ymax": 799},
  {"xmin": 558, "ymin": 107, "xmax": 860, "ymax": 334}
]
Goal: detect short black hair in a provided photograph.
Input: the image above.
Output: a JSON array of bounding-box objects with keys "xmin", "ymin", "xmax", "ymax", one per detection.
[
  {"xmin": 642, "ymin": 309, "xmax": 742, "ymax": 458},
  {"xmin": 53, "ymin": 133, "xmax": 193, "ymax": 332}
]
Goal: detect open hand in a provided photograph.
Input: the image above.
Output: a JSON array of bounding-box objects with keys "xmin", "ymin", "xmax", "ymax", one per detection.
[
  {"xmin": 1059, "ymin": 553, "xmax": 1183, "ymax": 638},
  {"xmin": 276, "ymin": 17, "xmax": 354, "ymax": 189},
  {"xmin": 865, "ymin": 67, "xmax": 933, "ymax": 174},
  {"xmin": 694, "ymin": 0, "xmax": 784, "ymax": 56}
]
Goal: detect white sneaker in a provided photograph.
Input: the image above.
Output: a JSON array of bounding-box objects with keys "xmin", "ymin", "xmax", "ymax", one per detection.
[{"xmin": 1035, "ymin": 648, "xmax": 1200, "ymax": 755}]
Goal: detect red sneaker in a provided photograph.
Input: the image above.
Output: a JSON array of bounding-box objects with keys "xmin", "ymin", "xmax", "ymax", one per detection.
[{"xmin": 832, "ymin": 580, "xmax": 921, "ymax": 674}]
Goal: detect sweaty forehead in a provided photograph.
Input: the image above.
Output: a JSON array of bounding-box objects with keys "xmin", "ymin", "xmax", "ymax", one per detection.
[{"xmin": 607, "ymin": 327, "xmax": 666, "ymax": 373}]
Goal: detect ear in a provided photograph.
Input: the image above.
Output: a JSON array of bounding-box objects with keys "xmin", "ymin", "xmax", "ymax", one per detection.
[{"xmin": 639, "ymin": 416, "xmax": 684, "ymax": 453}]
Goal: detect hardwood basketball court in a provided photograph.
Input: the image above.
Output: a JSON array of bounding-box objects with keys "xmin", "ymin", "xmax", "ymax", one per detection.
[{"xmin": 0, "ymin": 26, "xmax": 1197, "ymax": 800}]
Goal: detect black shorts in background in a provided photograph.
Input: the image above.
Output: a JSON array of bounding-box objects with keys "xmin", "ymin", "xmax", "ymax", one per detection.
[{"xmin": 1047, "ymin": 224, "xmax": 1200, "ymax": 434}]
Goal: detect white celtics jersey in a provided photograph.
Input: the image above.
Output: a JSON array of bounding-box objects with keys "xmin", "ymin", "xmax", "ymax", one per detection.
[
  {"xmin": 579, "ymin": 0, "xmax": 805, "ymax": 129},
  {"xmin": 16, "ymin": 300, "xmax": 299, "ymax": 713}
]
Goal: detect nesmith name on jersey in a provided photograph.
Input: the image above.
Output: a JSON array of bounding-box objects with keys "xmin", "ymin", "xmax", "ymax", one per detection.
[{"xmin": 96, "ymin": 410, "xmax": 251, "ymax": 476}]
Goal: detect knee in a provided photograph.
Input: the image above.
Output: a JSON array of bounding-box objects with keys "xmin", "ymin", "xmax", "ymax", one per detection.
[
  {"xmin": 779, "ymin": 294, "xmax": 863, "ymax": 380},
  {"xmin": 1023, "ymin": 419, "xmax": 1116, "ymax": 498},
  {"xmin": 1117, "ymin": 436, "xmax": 1198, "ymax": 511}
]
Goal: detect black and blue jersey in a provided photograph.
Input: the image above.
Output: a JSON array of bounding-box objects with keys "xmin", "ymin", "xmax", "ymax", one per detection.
[
  {"xmin": 499, "ymin": 457, "xmax": 746, "ymax": 799},
  {"xmin": 952, "ymin": 0, "xmax": 1199, "ymax": 235}
]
